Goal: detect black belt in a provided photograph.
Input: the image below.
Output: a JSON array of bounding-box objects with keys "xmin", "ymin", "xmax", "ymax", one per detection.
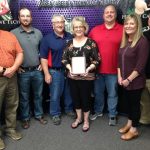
[
  {"xmin": 51, "ymin": 67, "xmax": 63, "ymax": 71},
  {"xmin": 21, "ymin": 65, "xmax": 39, "ymax": 71}
]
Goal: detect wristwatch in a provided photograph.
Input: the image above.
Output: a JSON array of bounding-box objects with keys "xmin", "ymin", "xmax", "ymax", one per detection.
[{"xmin": 2, "ymin": 67, "xmax": 6, "ymax": 74}]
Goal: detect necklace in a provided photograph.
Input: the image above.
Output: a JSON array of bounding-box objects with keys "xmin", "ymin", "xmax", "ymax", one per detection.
[{"xmin": 73, "ymin": 47, "xmax": 82, "ymax": 56}]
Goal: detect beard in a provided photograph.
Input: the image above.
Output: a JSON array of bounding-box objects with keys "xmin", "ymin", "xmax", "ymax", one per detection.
[{"xmin": 20, "ymin": 20, "xmax": 31, "ymax": 27}]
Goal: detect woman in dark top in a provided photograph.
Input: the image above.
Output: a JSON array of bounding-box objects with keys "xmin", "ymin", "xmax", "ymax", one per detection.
[
  {"xmin": 62, "ymin": 16, "xmax": 100, "ymax": 132},
  {"xmin": 118, "ymin": 14, "xmax": 149, "ymax": 140},
  {"xmin": 140, "ymin": 13, "xmax": 150, "ymax": 124}
]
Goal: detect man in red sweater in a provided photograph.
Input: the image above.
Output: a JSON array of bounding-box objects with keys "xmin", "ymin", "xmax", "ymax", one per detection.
[{"xmin": 89, "ymin": 4, "xmax": 123, "ymax": 125}]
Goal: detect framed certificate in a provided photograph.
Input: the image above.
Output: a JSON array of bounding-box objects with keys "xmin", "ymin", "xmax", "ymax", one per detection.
[{"xmin": 71, "ymin": 56, "xmax": 86, "ymax": 74}]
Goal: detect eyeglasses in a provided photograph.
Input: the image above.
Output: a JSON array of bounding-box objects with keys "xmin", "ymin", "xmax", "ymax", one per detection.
[
  {"xmin": 53, "ymin": 21, "xmax": 65, "ymax": 24},
  {"xmin": 74, "ymin": 26, "xmax": 85, "ymax": 29}
]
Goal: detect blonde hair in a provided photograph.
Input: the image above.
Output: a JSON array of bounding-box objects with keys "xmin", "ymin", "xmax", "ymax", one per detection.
[
  {"xmin": 121, "ymin": 13, "xmax": 143, "ymax": 48},
  {"xmin": 71, "ymin": 16, "xmax": 89, "ymax": 34}
]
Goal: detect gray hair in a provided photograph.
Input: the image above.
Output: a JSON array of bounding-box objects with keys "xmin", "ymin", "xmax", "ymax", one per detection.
[{"xmin": 51, "ymin": 14, "xmax": 65, "ymax": 23}]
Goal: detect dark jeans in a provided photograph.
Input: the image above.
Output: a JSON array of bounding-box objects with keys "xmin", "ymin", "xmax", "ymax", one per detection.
[
  {"xmin": 62, "ymin": 78, "xmax": 74, "ymax": 113},
  {"xmin": 49, "ymin": 69, "xmax": 65, "ymax": 116},
  {"xmin": 18, "ymin": 70, "xmax": 44, "ymax": 120},
  {"xmin": 123, "ymin": 88, "xmax": 143, "ymax": 127},
  {"xmin": 94, "ymin": 74, "xmax": 118, "ymax": 117},
  {"xmin": 69, "ymin": 79, "xmax": 92, "ymax": 112}
]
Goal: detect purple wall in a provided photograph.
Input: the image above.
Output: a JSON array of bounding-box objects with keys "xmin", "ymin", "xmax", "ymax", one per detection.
[
  {"xmin": 18, "ymin": 0, "xmax": 106, "ymax": 35},
  {"xmin": 1, "ymin": 0, "xmax": 138, "ymax": 33},
  {"xmin": 18, "ymin": 0, "xmax": 135, "ymax": 35}
]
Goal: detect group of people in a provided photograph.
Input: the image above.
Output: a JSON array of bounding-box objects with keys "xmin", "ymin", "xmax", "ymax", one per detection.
[{"xmin": 0, "ymin": 3, "xmax": 150, "ymax": 150}]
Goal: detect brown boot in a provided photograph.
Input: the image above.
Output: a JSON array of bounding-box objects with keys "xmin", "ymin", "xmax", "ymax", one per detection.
[
  {"xmin": 22, "ymin": 120, "xmax": 30, "ymax": 129},
  {"xmin": 6, "ymin": 130, "xmax": 22, "ymax": 141},
  {"xmin": 119, "ymin": 125, "xmax": 130, "ymax": 134},
  {"xmin": 121, "ymin": 130, "xmax": 139, "ymax": 140}
]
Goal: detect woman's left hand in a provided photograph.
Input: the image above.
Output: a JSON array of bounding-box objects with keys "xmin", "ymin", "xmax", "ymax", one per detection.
[{"xmin": 80, "ymin": 67, "xmax": 91, "ymax": 77}]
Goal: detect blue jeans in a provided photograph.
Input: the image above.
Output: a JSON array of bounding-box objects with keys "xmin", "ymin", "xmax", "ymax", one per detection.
[
  {"xmin": 62, "ymin": 78, "xmax": 74, "ymax": 113},
  {"xmin": 18, "ymin": 70, "xmax": 44, "ymax": 120},
  {"xmin": 94, "ymin": 74, "xmax": 118, "ymax": 117},
  {"xmin": 49, "ymin": 69, "xmax": 65, "ymax": 116}
]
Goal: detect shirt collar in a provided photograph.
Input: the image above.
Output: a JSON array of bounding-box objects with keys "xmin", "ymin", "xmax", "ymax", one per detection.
[
  {"xmin": 19, "ymin": 25, "xmax": 34, "ymax": 33},
  {"xmin": 53, "ymin": 31, "xmax": 68, "ymax": 39},
  {"xmin": 102, "ymin": 22, "xmax": 119, "ymax": 30}
]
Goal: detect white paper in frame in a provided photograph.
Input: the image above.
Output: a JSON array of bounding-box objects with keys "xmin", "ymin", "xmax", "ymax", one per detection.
[{"xmin": 71, "ymin": 56, "xmax": 86, "ymax": 74}]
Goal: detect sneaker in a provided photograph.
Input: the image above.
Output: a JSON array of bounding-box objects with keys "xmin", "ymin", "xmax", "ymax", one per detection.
[
  {"xmin": 66, "ymin": 112, "xmax": 76, "ymax": 119},
  {"xmin": 90, "ymin": 113, "xmax": 103, "ymax": 121},
  {"xmin": 0, "ymin": 138, "xmax": 5, "ymax": 150},
  {"xmin": 52, "ymin": 116, "xmax": 61, "ymax": 125},
  {"xmin": 109, "ymin": 117, "xmax": 117, "ymax": 126},
  {"xmin": 5, "ymin": 130, "xmax": 22, "ymax": 140}
]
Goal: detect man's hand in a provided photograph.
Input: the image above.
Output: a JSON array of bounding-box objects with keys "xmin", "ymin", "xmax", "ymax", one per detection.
[
  {"xmin": 118, "ymin": 77, "xmax": 123, "ymax": 86},
  {"xmin": 3, "ymin": 67, "xmax": 16, "ymax": 78},
  {"xmin": 0, "ymin": 66, "xmax": 3, "ymax": 73},
  {"xmin": 45, "ymin": 73, "xmax": 52, "ymax": 84},
  {"xmin": 18, "ymin": 67, "xmax": 25, "ymax": 73},
  {"xmin": 37, "ymin": 65, "xmax": 42, "ymax": 71}
]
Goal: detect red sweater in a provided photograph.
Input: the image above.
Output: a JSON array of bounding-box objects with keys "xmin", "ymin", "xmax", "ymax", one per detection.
[{"xmin": 89, "ymin": 22, "xmax": 123, "ymax": 74}]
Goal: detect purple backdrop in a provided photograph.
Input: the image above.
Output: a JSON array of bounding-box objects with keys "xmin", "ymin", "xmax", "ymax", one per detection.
[
  {"xmin": 4, "ymin": 0, "xmax": 148, "ymax": 34},
  {"xmin": 18, "ymin": 0, "xmax": 106, "ymax": 35},
  {"xmin": 1, "ymin": 0, "xmax": 137, "ymax": 33},
  {"xmin": 17, "ymin": 0, "xmax": 135, "ymax": 35}
]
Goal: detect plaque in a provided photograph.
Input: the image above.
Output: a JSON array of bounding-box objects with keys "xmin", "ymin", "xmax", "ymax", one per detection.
[{"xmin": 71, "ymin": 56, "xmax": 86, "ymax": 74}]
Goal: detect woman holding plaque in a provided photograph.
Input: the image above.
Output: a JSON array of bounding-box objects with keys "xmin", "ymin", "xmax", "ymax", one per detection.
[
  {"xmin": 62, "ymin": 16, "xmax": 100, "ymax": 132},
  {"xmin": 118, "ymin": 14, "xmax": 149, "ymax": 140}
]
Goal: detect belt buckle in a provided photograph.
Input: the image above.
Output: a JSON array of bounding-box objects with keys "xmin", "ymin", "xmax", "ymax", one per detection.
[
  {"xmin": 28, "ymin": 67, "xmax": 31, "ymax": 71},
  {"xmin": 29, "ymin": 67, "xmax": 35, "ymax": 71},
  {"xmin": 23, "ymin": 66, "xmax": 38, "ymax": 71}
]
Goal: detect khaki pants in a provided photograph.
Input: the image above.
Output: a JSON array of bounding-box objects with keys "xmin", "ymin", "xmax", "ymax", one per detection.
[
  {"xmin": 140, "ymin": 79, "xmax": 150, "ymax": 124},
  {"xmin": 0, "ymin": 74, "xmax": 19, "ymax": 136}
]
